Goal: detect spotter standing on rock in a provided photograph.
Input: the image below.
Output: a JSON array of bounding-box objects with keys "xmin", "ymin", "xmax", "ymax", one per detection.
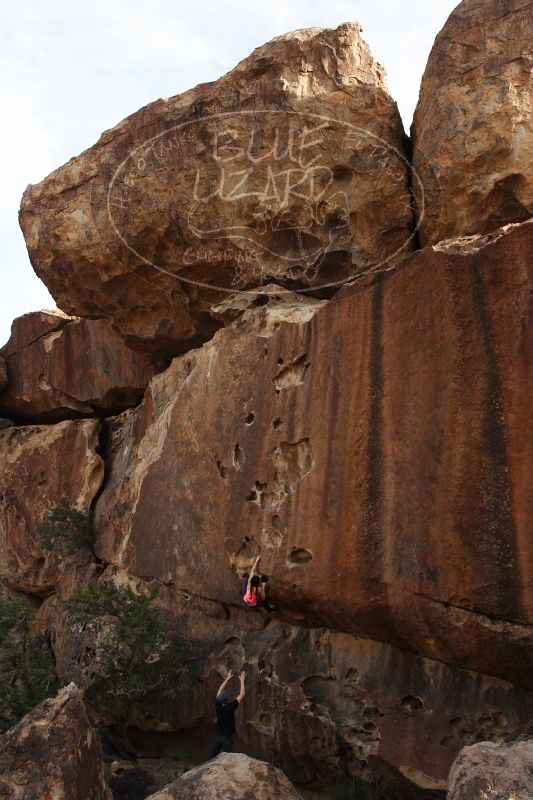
[{"xmin": 209, "ymin": 669, "xmax": 246, "ymax": 758}]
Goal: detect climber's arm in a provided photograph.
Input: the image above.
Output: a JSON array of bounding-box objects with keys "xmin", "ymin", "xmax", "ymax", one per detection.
[
  {"xmin": 236, "ymin": 671, "xmax": 246, "ymax": 703},
  {"xmin": 247, "ymin": 555, "xmax": 261, "ymax": 592},
  {"xmin": 216, "ymin": 669, "xmax": 233, "ymax": 697}
]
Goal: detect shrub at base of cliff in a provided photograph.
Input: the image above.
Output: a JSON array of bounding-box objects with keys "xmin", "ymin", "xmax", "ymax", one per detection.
[
  {"xmin": 62, "ymin": 581, "xmax": 182, "ymax": 724},
  {"xmin": 38, "ymin": 500, "xmax": 94, "ymax": 556},
  {"xmin": 0, "ymin": 589, "xmax": 58, "ymax": 732}
]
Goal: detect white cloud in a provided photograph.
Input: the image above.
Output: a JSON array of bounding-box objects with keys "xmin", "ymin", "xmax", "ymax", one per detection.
[{"xmin": 0, "ymin": 0, "xmax": 458, "ymax": 345}]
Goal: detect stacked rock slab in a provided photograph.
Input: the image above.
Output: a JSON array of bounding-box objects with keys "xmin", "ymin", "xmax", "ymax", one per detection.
[
  {"xmin": 0, "ymin": 311, "xmax": 160, "ymax": 424},
  {"xmin": 412, "ymin": 0, "xmax": 533, "ymax": 245},
  {"xmin": 19, "ymin": 23, "xmax": 414, "ymax": 355},
  {"xmin": 94, "ymin": 220, "xmax": 533, "ymax": 689},
  {"xmin": 0, "ymin": 684, "xmax": 111, "ymax": 800}
]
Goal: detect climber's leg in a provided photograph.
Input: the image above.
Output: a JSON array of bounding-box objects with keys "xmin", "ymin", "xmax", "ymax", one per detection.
[{"xmin": 209, "ymin": 734, "xmax": 233, "ymax": 758}]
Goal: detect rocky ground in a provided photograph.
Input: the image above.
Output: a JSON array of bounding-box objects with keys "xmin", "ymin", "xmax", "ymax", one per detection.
[{"xmin": 1, "ymin": 1, "xmax": 532, "ymax": 798}]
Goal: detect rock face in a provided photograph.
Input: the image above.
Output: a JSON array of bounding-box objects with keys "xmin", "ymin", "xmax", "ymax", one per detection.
[
  {"xmin": 0, "ymin": 311, "xmax": 159, "ymax": 423},
  {"xmin": 147, "ymin": 753, "xmax": 301, "ymax": 799},
  {"xmin": 0, "ymin": 419, "xmax": 104, "ymax": 594},
  {"xmin": 102, "ymin": 580, "xmax": 532, "ymax": 796},
  {"xmin": 412, "ymin": 0, "xmax": 533, "ymax": 245},
  {"xmin": 0, "ymin": 684, "xmax": 111, "ymax": 800},
  {"xmin": 447, "ymin": 738, "xmax": 533, "ymax": 800},
  {"xmin": 95, "ymin": 220, "xmax": 533, "ymax": 688},
  {"xmin": 19, "ymin": 23, "xmax": 414, "ymax": 355}
]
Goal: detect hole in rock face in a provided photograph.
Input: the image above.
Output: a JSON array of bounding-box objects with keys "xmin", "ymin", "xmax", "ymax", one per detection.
[
  {"xmin": 273, "ymin": 417, "xmax": 282, "ymax": 430},
  {"xmin": 215, "ymin": 457, "xmax": 227, "ymax": 478},
  {"xmin": 363, "ymin": 706, "xmax": 381, "ymax": 719},
  {"xmin": 267, "ymin": 228, "xmax": 322, "ymax": 261},
  {"xmin": 224, "ymin": 636, "xmax": 241, "ymax": 645},
  {"xmin": 272, "ymin": 354, "xmax": 309, "ymax": 393},
  {"xmin": 331, "ymin": 165, "xmax": 353, "ymax": 183},
  {"xmin": 245, "ymin": 413, "xmax": 255, "ymax": 426},
  {"xmin": 252, "ymin": 294, "xmax": 270, "ymax": 307},
  {"xmin": 289, "ymin": 548, "xmax": 313, "ymax": 564},
  {"xmin": 233, "ymin": 443, "xmax": 244, "ymax": 470},
  {"xmin": 486, "ymin": 173, "xmax": 530, "ymax": 229},
  {"xmin": 400, "ymin": 696, "xmax": 424, "ymax": 713},
  {"xmin": 277, "ymin": 357, "xmax": 284, "ymax": 365}
]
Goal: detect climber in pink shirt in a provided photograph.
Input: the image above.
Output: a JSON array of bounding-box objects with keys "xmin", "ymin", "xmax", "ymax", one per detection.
[{"xmin": 241, "ymin": 555, "xmax": 275, "ymax": 613}]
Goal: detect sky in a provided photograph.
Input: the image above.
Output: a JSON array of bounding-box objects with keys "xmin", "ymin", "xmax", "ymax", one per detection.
[{"xmin": 0, "ymin": 0, "xmax": 459, "ymax": 347}]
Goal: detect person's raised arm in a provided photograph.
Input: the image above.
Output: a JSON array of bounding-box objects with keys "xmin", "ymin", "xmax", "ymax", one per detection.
[
  {"xmin": 236, "ymin": 670, "xmax": 246, "ymax": 703},
  {"xmin": 216, "ymin": 669, "xmax": 233, "ymax": 697},
  {"xmin": 247, "ymin": 555, "xmax": 261, "ymax": 592}
]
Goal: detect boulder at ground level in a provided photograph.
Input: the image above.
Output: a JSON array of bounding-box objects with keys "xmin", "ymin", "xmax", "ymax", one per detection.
[
  {"xmin": 0, "ymin": 311, "xmax": 160, "ymax": 424},
  {"xmin": 412, "ymin": 0, "xmax": 533, "ymax": 245},
  {"xmin": 447, "ymin": 738, "xmax": 533, "ymax": 800},
  {"xmin": 147, "ymin": 753, "xmax": 300, "ymax": 799},
  {"xmin": 0, "ymin": 683, "xmax": 111, "ymax": 800}
]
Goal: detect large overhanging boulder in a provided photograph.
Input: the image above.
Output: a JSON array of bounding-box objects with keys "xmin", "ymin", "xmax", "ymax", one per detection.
[
  {"xmin": 94, "ymin": 219, "xmax": 533, "ymax": 687},
  {"xmin": 19, "ymin": 23, "xmax": 414, "ymax": 355},
  {"xmin": 412, "ymin": 0, "xmax": 533, "ymax": 245},
  {"xmin": 0, "ymin": 311, "xmax": 160, "ymax": 424}
]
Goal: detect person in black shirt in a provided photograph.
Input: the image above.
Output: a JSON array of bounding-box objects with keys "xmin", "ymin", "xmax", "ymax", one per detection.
[{"xmin": 209, "ymin": 669, "xmax": 246, "ymax": 759}]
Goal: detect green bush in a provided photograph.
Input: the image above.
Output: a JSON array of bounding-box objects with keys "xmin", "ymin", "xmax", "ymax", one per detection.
[
  {"xmin": 37, "ymin": 500, "xmax": 93, "ymax": 555},
  {"xmin": 0, "ymin": 589, "xmax": 58, "ymax": 733},
  {"xmin": 63, "ymin": 581, "xmax": 182, "ymax": 722}
]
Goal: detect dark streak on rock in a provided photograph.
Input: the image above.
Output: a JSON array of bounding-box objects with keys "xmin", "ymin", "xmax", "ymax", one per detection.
[
  {"xmin": 365, "ymin": 274, "xmax": 385, "ymax": 567},
  {"xmin": 470, "ymin": 261, "xmax": 519, "ymax": 620}
]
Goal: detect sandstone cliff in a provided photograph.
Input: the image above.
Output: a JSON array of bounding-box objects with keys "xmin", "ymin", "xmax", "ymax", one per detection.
[
  {"xmin": 3, "ymin": 4, "xmax": 533, "ymax": 799},
  {"xmin": 94, "ymin": 221, "xmax": 532, "ymax": 689},
  {"xmin": 2, "ymin": 220, "xmax": 531, "ymax": 798}
]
